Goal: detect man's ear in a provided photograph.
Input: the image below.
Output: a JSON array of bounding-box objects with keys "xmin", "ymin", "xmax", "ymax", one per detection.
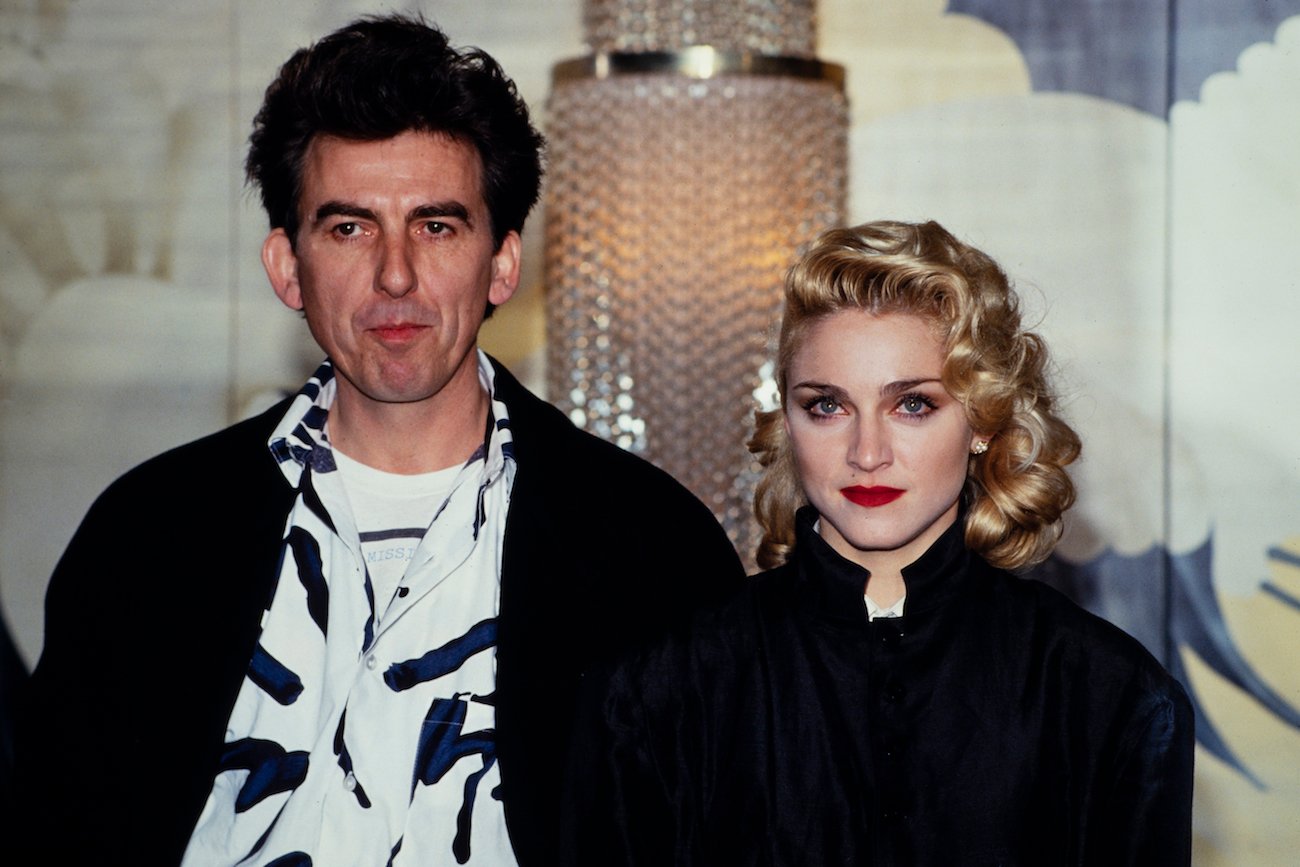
[
  {"xmin": 263, "ymin": 228, "xmax": 303, "ymax": 311},
  {"xmin": 487, "ymin": 230, "xmax": 523, "ymax": 308}
]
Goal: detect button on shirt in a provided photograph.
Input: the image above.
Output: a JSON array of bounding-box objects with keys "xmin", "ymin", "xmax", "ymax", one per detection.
[{"xmin": 182, "ymin": 352, "xmax": 518, "ymax": 867}]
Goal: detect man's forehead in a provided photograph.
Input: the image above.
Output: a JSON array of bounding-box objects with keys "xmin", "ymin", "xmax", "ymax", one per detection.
[{"xmin": 298, "ymin": 130, "xmax": 485, "ymax": 201}]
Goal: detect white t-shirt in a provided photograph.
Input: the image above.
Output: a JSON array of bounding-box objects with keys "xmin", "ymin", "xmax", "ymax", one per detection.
[{"xmin": 331, "ymin": 450, "xmax": 459, "ymax": 619}]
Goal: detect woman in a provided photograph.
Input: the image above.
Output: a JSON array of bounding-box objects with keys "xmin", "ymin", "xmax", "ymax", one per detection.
[{"xmin": 563, "ymin": 220, "xmax": 1194, "ymax": 866}]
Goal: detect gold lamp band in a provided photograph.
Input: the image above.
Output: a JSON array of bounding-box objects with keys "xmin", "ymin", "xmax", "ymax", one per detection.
[{"xmin": 552, "ymin": 46, "xmax": 845, "ymax": 87}]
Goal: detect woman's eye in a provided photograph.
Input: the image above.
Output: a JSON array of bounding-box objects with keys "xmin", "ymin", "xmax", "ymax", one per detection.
[
  {"xmin": 897, "ymin": 394, "xmax": 935, "ymax": 416},
  {"xmin": 811, "ymin": 397, "xmax": 840, "ymax": 415}
]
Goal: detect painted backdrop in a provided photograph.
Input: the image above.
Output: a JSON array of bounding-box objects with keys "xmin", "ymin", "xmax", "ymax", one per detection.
[{"xmin": 1, "ymin": 1, "xmax": 1297, "ymax": 862}]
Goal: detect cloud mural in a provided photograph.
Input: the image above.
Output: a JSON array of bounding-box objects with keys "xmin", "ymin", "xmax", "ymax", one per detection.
[
  {"xmin": 839, "ymin": 5, "xmax": 1300, "ymax": 863},
  {"xmin": 0, "ymin": 1, "xmax": 1296, "ymax": 862}
]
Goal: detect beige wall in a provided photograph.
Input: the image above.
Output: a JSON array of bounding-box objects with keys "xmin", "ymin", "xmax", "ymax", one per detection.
[{"xmin": 2, "ymin": 1, "xmax": 1298, "ymax": 861}]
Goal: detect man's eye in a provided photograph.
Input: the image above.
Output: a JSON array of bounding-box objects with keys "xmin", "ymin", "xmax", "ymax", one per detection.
[
  {"xmin": 423, "ymin": 221, "xmax": 450, "ymax": 235},
  {"xmin": 333, "ymin": 222, "xmax": 361, "ymax": 237}
]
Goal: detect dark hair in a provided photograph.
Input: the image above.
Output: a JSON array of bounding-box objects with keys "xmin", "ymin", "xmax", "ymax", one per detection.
[{"xmin": 246, "ymin": 13, "xmax": 545, "ymax": 250}]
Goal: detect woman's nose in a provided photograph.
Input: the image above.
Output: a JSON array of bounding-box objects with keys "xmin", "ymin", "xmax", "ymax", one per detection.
[{"xmin": 848, "ymin": 417, "xmax": 892, "ymax": 472}]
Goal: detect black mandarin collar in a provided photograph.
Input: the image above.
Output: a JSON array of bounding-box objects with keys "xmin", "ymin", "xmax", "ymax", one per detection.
[{"xmin": 792, "ymin": 505, "xmax": 974, "ymax": 626}]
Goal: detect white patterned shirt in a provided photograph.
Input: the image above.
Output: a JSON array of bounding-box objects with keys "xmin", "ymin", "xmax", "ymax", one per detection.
[{"xmin": 182, "ymin": 351, "xmax": 518, "ymax": 867}]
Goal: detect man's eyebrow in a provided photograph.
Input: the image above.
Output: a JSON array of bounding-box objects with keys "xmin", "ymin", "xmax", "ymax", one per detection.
[
  {"xmin": 313, "ymin": 201, "xmax": 378, "ymax": 223},
  {"xmin": 309, "ymin": 201, "xmax": 475, "ymax": 228},
  {"xmin": 411, "ymin": 201, "xmax": 472, "ymax": 227}
]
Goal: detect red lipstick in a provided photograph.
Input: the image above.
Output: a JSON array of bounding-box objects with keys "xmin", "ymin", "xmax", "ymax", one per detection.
[{"xmin": 840, "ymin": 486, "xmax": 904, "ymax": 507}]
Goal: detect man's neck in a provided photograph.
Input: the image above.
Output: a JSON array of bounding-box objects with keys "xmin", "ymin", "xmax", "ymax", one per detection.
[{"xmin": 327, "ymin": 359, "xmax": 490, "ymax": 475}]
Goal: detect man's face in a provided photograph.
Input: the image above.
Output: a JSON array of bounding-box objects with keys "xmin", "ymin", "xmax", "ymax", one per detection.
[{"xmin": 263, "ymin": 130, "xmax": 520, "ymax": 411}]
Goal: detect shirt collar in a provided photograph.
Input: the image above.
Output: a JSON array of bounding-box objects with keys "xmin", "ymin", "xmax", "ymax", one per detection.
[
  {"xmin": 267, "ymin": 350, "xmax": 514, "ymax": 493},
  {"xmin": 793, "ymin": 505, "xmax": 972, "ymax": 624}
]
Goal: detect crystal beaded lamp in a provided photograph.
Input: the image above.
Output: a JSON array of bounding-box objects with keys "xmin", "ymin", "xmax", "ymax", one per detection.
[{"xmin": 545, "ymin": 0, "xmax": 847, "ymax": 566}]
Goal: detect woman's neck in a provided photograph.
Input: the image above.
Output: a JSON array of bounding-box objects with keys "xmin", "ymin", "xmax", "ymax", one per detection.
[{"xmin": 864, "ymin": 571, "xmax": 906, "ymax": 608}]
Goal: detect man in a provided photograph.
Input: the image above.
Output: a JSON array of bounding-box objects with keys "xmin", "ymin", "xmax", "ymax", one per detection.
[{"xmin": 15, "ymin": 15, "xmax": 743, "ymax": 866}]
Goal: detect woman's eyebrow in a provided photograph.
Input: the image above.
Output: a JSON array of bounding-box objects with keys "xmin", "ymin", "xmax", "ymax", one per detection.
[
  {"xmin": 880, "ymin": 377, "xmax": 941, "ymax": 397},
  {"xmin": 789, "ymin": 381, "xmax": 846, "ymax": 397}
]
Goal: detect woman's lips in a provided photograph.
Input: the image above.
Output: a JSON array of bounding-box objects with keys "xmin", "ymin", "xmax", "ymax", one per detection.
[{"xmin": 840, "ymin": 486, "xmax": 904, "ymax": 507}]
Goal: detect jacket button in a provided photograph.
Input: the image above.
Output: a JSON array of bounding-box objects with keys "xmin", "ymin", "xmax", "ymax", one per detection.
[{"xmin": 883, "ymin": 679, "xmax": 905, "ymax": 702}]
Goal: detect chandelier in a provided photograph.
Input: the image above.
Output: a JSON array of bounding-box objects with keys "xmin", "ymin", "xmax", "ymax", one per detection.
[{"xmin": 545, "ymin": 0, "xmax": 847, "ymax": 566}]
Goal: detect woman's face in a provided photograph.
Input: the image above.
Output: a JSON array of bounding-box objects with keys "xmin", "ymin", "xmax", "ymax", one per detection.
[{"xmin": 784, "ymin": 310, "xmax": 978, "ymax": 574}]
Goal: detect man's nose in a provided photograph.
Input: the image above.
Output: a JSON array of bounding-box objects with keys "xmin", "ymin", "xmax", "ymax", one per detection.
[{"xmin": 377, "ymin": 236, "xmax": 417, "ymax": 298}]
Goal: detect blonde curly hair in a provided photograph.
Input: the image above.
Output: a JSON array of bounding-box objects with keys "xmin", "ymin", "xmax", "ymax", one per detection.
[{"xmin": 750, "ymin": 220, "xmax": 1081, "ymax": 572}]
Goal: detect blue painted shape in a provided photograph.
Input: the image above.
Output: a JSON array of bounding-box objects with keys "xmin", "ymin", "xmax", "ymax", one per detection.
[
  {"xmin": 302, "ymin": 405, "xmax": 328, "ymax": 434},
  {"xmin": 286, "ymin": 526, "xmax": 329, "ymax": 636},
  {"xmin": 266, "ymin": 854, "xmax": 312, "ymax": 867},
  {"xmin": 1031, "ymin": 533, "xmax": 1300, "ymax": 788},
  {"xmin": 241, "ymin": 801, "xmax": 290, "ymax": 864},
  {"xmin": 411, "ymin": 697, "xmax": 496, "ymax": 790},
  {"xmin": 248, "ymin": 642, "xmax": 304, "ymax": 705},
  {"xmin": 385, "ymin": 837, "xmax": 404, "ymax": 867},
  {"xmin": 219, "ymin": 737, "xmax": 310, "ymax": 812},
  {"xmin": 332, "ymin": 710, "xmax": 371, "ymax": 809},
  {"xmin": 1167, "ymin": 0, "xmax": 1300, "ymax": 104},
  {"xmin": 410, "ymin": 694, "xmax": 498, "ymax": 862},
  {"xmin": 296, "ymin": 465, "xmax": 337, "ymax": 534},
  {"xmin": 384, "ymin": 619, "xmax": 498, "ymax": 692},
  {"xmin": 1261, "ymin": 581, "xmax": 1300, "ymax": 613},
  {"xmin": 951, "ymin": 0, "xmax": 1169, "ymax": 115},
  {"xmin": 453, "ymin": 753, "xmax": 498, "ymax": 863},
  {"xmin": 1268, "ymin": 545, "xmax": 1300, "ymax": 569},
  {"xmin": 950, "ymin": 0, "xmax": 1300, "ymax": 115}
]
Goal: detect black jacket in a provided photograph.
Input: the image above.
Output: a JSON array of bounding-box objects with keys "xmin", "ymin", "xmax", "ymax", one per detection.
[
  {"xmin": 15, "ymin": 359, "xmax": 744, "ymax": 866},
  {"xmin": 565, "ymin": 508, "xmax": 1194, "ymax": 866}
]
